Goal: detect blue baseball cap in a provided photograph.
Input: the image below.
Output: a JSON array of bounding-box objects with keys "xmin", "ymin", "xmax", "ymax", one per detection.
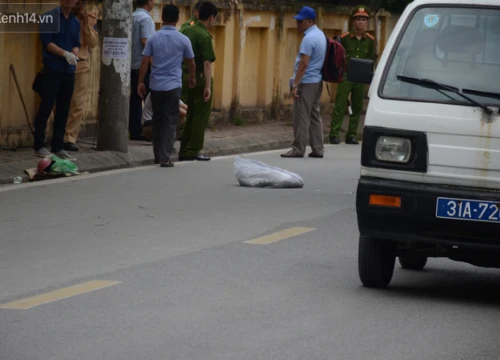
[{"xmin": 293, "ymin": 6, "xmax": 316, "ymax": 21}]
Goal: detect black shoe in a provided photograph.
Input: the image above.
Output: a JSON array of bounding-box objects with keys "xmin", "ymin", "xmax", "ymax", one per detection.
[
  {"xmin": 195, "ymin": 154, "xmax": 211, "ymax": 161},
  {"xmin": 178, "ymin": 155, "xmax": 195, "ymax": 161},
  {"xmin": 160, "ymin": 161, "xmax": 174, "ymax": 168},
  {"xmin": 130, "ymin": 135, "xmax": 148, "ymax": 141},
  {"xmin": 329, "ymin": 137, "xmax": 341, "ymax": 145},
  {"xmin": 64, "ymin": 142, "xmax": 79, "ymax": 152},
  {"xmin": 346, "ymin": 137, "xmax": 359, "ymax": 145},
  {"xmin": 308, "ymin": 152, "xmax": 324, "ymax": 158}
]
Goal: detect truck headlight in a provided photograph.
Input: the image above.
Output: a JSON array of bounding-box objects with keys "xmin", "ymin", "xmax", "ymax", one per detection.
[{"xmin": 375, "ymin": 136, "xmax": 411, "ymax": 163}]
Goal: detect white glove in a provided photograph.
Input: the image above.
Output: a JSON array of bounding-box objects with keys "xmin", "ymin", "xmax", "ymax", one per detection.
[{"xmin": 63, "ymin": 51, "xmax": 79, "ymax": 66}]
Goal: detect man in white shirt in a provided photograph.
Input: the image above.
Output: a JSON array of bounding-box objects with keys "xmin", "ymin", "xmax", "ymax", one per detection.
[{"xmin": 130, "ymin": 0, "xmax": 156, "ymax": 141}]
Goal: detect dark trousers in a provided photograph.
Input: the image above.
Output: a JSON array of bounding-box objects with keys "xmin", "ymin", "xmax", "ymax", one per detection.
[
  {"xmin": 151, "ymin": 88, "xmax": 181, "ymax": 164},
  {"xmin": 330, "ymin": 74, "xmax": 365, "ymax": 139},
  {"xmin": 179, "ymin": 72, "xmax": 213, "ymax": 157},
  {"xmin": 34, "ymin": 67, "xmax": 75, "ymax": 152},
  {"xmin": 129, "ymin": 68, "xmax": 150, "ymax": 138}
]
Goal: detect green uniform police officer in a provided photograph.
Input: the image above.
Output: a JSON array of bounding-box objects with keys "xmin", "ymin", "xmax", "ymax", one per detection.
[
  {"xmin": 329, "ymin": 5, "xmax": 376, "ymax": 145},
  {"xmin": 179, "ymin": 0, "xmax": 203, "ymax": 33},
  {"xmin": 179, "ymin": 1, "xmax": 217, "ymax": 161}
]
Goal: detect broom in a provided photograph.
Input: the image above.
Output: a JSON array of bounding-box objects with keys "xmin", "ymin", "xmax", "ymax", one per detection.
[{"xmin": 9, "ymin": 64, "xmax": 35, "ymax": 137}]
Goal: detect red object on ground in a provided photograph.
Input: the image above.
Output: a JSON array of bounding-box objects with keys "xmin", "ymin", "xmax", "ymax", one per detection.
[{"xmin": 37, "ymin": 158, "xmax": 53, "ymax": 173}]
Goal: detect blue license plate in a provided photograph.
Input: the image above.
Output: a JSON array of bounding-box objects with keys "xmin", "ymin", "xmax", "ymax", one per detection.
[{"xmin": 436, "ymin": 197, "xmax": 500, "ymax": 223}]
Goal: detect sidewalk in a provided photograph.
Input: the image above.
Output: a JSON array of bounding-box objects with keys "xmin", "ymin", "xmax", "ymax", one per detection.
[{"xmin": 0, "ymin": 115, "xmax": 364, "ymax": 185}]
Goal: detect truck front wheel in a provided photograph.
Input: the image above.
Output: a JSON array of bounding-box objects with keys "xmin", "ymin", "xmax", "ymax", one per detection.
[{"xmin": 358, "ymin": 235, "xmax": 396, "ymax": 288}]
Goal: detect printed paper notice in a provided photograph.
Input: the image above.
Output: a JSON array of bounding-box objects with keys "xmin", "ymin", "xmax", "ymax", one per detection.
[
  {"xmin": 102, "ymin": 37, "xmax": 128, "ymax": 60},
  {"xmin": 153, "ymin": 8, "xmax": 160, "ymax": 22}
]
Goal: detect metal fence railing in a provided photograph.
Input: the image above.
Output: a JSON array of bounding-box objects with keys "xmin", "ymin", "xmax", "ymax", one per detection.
[
  {"xmin": 240, "ymin": 0, "xmax": 385, "ymax": 11},
  {"xmin": 239, "ymin": 0, "xmax": 410, "ymax": 13}
]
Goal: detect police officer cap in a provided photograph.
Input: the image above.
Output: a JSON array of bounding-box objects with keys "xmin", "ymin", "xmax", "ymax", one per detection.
[{"xmin": 352, "ymin": 5, "xmax": 370, "ymax": 19}]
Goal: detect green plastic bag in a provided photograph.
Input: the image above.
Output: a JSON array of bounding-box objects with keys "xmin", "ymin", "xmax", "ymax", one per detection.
[{"xmin": 48, "ymin": 155, "xmax": 78, "ymax": 174}]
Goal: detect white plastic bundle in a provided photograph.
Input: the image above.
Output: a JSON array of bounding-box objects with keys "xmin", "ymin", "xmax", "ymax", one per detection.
[{"xmin": 234, "ymin": 156, "xmax": 304, "ymax": 188}]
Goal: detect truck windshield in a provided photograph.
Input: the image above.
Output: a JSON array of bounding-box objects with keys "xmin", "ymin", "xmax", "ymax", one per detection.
[{"xmin": 380, "ymin": 6, "xmax": 500, "ymax": 108}]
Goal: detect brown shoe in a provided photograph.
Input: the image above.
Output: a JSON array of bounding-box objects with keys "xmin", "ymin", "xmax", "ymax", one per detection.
[
  {"xmin": 280, "ymin": 149, "xmax": 304, "ymax": 158},
  {"xmin": 308, "ymin": 152, "xmax": 323, "ymax": 158},
  {"xmin": 160, "ymin": 161, "xmax": 174, "ymax": 168}
]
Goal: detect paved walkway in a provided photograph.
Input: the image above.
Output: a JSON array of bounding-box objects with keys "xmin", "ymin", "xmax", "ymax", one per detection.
[{"xmin": 0, "ymin": 115, "xmax": 364, "ymax": 185}]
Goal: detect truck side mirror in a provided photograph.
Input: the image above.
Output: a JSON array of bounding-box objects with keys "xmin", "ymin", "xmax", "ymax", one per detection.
[{"xmin": 347, "ymin": 58, "xmax": 375, "ymax": 84}]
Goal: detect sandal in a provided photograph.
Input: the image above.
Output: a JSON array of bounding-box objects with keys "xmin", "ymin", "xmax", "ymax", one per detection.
[{"xmin": 160, "ymin": 161, "xmax": 174, "ymax": 168}]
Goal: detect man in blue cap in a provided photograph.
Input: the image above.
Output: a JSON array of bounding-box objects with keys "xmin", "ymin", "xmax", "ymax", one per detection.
[{"xmin": 281, "ymin": 6, "xmax": 327, "ymax": 158}]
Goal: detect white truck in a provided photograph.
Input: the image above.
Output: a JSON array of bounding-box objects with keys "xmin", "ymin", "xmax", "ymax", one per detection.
[{"xmin": 349, "ymin": 0, "xmax": 500, "ymax": 288}]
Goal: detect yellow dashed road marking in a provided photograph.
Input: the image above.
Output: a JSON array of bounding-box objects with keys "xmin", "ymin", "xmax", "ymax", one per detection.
[
  {"xmin": 244, "ymin": 227, "xmax": 315, "ymax": 245},
  {"xmin": 0, "ymin": 280, "xmax": 121, "ymax": 310}
]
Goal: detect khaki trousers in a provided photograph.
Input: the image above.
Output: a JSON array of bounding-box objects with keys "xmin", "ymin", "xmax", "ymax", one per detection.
[
  {"xmin": 64, "ymin": 60, "xmax": 90, "ymax": 144},
  {"xmin": 292, "ymin": 81, "xmax": 324, "ymax": 156}
]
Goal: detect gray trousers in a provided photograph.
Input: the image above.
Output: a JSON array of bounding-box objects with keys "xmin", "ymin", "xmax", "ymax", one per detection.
[
  {"xmin": 151, "ymin": 88, "xmax": 181, "ymax": 163},
  {"xmin": 292, "ymin": 81, "xmax": 324, "ymax": 156}
]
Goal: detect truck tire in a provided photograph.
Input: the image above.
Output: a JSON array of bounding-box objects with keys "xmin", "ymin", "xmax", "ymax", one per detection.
[
  {"xmin": 399, "ymin": 256, "xmax": 427, "ymax": 270},
  {"xmin": 358, "ymin": 235, "xmax": 396, "ymax": 288}
]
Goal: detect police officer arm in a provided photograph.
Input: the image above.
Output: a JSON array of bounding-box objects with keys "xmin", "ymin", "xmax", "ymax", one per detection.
[
  {"xmin": 82, "ymin": 13, "xmax": 99, "ymax": 50},
  {"xmin": 85, "ymin": 26, "xmax": 99, "ymax": 50},
  {"xmin": 200, "ymin": 36, "xmax": 216, "ymax": 102},
  {"xmin": 186, "ymin": 58, "xmax": 196, "ymax": 80},
  {"xmin": 369, "ymin": 37, "xmax": 377, "ymax": 62},
  {"xmin": 204, "ymin": 61, "xmax": 212, "ymax": 89},
  {"xmin": 72, "ymin": 21, "xmax": 80, "ymax": 57},
  {"xmin": 183, "ymin": 37, "xmax": 197, "ymax": 88}
]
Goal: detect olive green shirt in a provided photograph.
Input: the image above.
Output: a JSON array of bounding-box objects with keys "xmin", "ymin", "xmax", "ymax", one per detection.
[
  {"xmin": 181, "ymin": 21, "xmax": 216, "ymax": 74},
  {"xmin": 340, "ymin": 31, "xmax": 376, "ymax": 66},
  {"xmin": 179, "ymin": 15, "xmax": 196, "ymax": 33}
]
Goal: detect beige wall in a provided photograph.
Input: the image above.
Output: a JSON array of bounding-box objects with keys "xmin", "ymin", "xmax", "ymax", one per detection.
[{"xmin": 0, "ymin": 2, "xmax": 396, "ymax": 148}]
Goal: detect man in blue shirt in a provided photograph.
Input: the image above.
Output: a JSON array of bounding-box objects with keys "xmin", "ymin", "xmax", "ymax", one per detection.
[
  {"xmin": 281, "ymin": 6, "xmax": 327, "ymax": 159},
  {"xmin": 34, "ymin": 0, "xmax": 80, "ymax": 160},
  {"xmin": 130, "ymin": 0, "xmax": 156, "ymax": 141},
  {"xmin": 138, "ymin": 4, "xmax": 196, "ymax": 168}
]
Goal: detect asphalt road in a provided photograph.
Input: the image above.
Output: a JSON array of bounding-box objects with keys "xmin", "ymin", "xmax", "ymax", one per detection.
[{"xmin": 1, "ymin": 145, "xmax": 500, "ymax": 360}]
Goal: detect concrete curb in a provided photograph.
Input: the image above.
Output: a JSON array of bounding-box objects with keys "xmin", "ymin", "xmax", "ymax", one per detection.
[
  {"xmin": 0, "ymin": 131, "xmax": 298, "ymax": 185},
  {"xmin": 0, "ymin": 125, "xmax": 355, "ymax": 185}
]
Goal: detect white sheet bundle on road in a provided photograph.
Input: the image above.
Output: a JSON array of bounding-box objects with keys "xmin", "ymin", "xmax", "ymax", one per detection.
[{"xmin": 234, "ymin": 156, "xmax": 304, "ymax": 188}]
